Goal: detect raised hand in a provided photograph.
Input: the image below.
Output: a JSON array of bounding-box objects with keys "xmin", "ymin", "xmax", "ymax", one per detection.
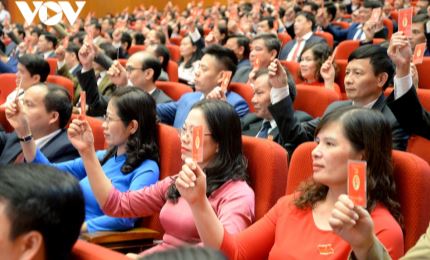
[
  {"xmin": 206, "ymin": 86, "xmax": 226, "ymax": 101},
  {"xmin": 5, "ymin": 100, "xmax": 30, "ymax": 137},
  {"xmin": 107, "ymin": 60, "xmax": 128, "ymax": 87},
  {"xmin": 362, "ymin": 21, "xmax": 377, "ymax": 42},
  {"xmin": 67, "ymin": 119, "xmax": 95, "ymax": 154},
  {"xmin": 329, "ymin": 194, "xmax": 376, "ymax": 258},
  {"xmin": 268, "ymin": 59, "xmax": 288, "ymax": 89},
  {"xmin": 175, "ymin": 158, "xmax": 207, "ymax": 205},
  {"xmin": 78, "ymin": 43, "xmax": 96, "ymax": 70},
  {"xmin": 320, "ymin": 59, "xmax": 336, "ymax": 83},
  {"xmin": 387, "ymin": 32, "xmax": 412, "ymax": 76}
]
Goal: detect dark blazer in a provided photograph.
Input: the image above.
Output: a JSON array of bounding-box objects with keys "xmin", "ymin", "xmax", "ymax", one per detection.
[
  {"xmin": 241, "ymin": 113, "xmax": 280, "ymax": 142},
  {"xmin": 77, "ymin": 69, "xmax": 172, "ymax": 117},
  {"xmin": 269, "ymin": 94, "xmax": 409, "ymax": 155},
  {"xmin": 232, "ymin": 66, "xmax": 252, "ymax": 83},
  {"xmin": 387, "ymin": 87, "xmax": 430, "ymax": 140},
  {"xmin": 0, "ymin": 129, "xmax": 79, "ymax": 165},
  {"xmin": 279, "ymin": 34, "xmax": 326, "ymax": 60}
]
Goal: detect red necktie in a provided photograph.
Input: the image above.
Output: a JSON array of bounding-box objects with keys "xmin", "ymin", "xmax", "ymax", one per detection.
[{"xmin": 291, "ymin": 39, "xmax": 304, "ymax": 61}]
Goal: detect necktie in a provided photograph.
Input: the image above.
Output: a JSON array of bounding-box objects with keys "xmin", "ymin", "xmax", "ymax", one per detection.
[
  {"xmin": 257, "ymin": 121, "xmax": 272, "ymax": 138},
  {"xmin": 354, "ymin": 28, "xmax": 364, "ymax": 40},
  {"xmin": 291, "ymin": 39, "xmax": 303, "ymax": 62}
]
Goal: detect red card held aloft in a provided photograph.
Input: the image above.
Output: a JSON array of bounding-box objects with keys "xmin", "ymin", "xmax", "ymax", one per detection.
[
  {"xmin": 398, "ymin": 8, "xmax": 413, "ymax": 37},
  {"xmin": 347, "ymin": 160, "xmax": 367, "ymax": 207},
  {"xmin": 192, "ymin": 125, "xmax": 204, "ymax": 162},
  {"xmin": 220, "ymin": 71, "xmax": 232, "ymax": 92},
  {"xmin": 413, "ymin": 43, "xmax": 426, "ymax": 64}
]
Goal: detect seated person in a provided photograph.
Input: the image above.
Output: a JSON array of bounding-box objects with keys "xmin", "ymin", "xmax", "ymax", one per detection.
[
  {"xmin": 386, "ymin": 31, "xmax": 430, "ymax": 139},
  {"xmin": 1, "ymin": 54, "xmax": 50, "ymax": 108},
  {"xmin": 77, "ymin": 40, "xmax": 172, "ymax": 117},
  {"xmin": 157, "ymin": 44, "xmax": 249, "ymax": 128},
  {"xmin": 177, "ymin": 106, "xmax": 404, "ymax": 259},
  {"xmin": 7, "ymin": 87, "xmax": 160, "ymax": 233},
  {"xmin": 298, "ymin": 42, "xmax": 341, "ymax": 95},
  {"xmin": 60, "ymin": 99, "xmax": 254, "ymax": 256},
  {"xmin": 267, "ymin": 45, "xmax": 408, "ymax": 155},
  {"xmin": 146, "ymin": 44, "xmax": 171, "ymax": 81},
  {"xmin": 0, "ymin": 84, "xmax": 79, "ymax": 164},
  {"xmin": 0, "ymin": 164, "xmax": 84, "ymax": 260},
  {"xmin": 55, "ymin": 42, "xmax": 82, "ymax": 104},
  {"xmin": 224, "ymin": 35, "xmax": 251, "ymax": 71}
]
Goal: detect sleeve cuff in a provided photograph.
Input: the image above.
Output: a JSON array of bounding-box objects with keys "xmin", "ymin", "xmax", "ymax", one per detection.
[
  {"xmin": 270, "ymin": 85, "xmax": 289, "ymax": 104},
  {"xmin": 394, "ymin": 73, "xmax": 413, "ymax": 99},
  {"xmin": 189, "ymin": 28, "xmax": 201, "ymax": 42}
]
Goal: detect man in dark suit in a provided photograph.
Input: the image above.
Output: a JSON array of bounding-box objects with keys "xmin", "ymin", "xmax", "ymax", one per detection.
[
  {"xmin": 386, "ymin": 31, "xmax": 430, "ymax": 139},
  {"xmin": 56, "ymin": 43, "xmax": 83, "ymax": 104},
  {"xmin": 268, "ymin": 45, "xmax": 408, "ymax": 155},
  {"xmin": 279, "ymin": 11, "xmax": 325, "ymax": 61},
  {"xmin": 37, "ymin": 32, "xmax": 57, "ymax": 59},
  {"xmin": 0, "ymin": 84, "xmax": 79, "ymax": 164},
  {"xmin": 77, "ymin": 42, "xmax": 172, "ymax": 117},
  {"xmin": 157, "ymin": 44, "xmax": 249, "ymax": 128}
]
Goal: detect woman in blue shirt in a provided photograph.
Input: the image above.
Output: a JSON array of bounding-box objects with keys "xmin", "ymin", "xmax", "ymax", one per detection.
[{"xmin": 7, "ymin": 87, "xmax": 160, "ymax": 233}]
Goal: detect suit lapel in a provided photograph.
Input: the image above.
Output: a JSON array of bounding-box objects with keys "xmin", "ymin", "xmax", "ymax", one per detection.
[{"xmin": 371, "ymin": 94, "xmax": 386, "ymax": 111}]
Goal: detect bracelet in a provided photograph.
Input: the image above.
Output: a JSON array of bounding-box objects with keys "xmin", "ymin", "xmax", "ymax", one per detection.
[{"xmin": 18, "ymin": 134, "xmax": 33, "ymax": 143}]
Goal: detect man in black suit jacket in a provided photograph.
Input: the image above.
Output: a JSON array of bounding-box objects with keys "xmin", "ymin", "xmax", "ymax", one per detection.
[
  {"xmin": 279, "ymin": 11, "xmax": 325, "ymax": 61},
  {"xmin": 386, "ymin": 31, "xmax": 430, "ymax": 140},
  {"xmin": 77, "ymin": 43, "xmax": 172, "ymax": 117},
  {"xmin": 268, "ymin": 45, "xmax": 408, "ymax": 155},
  {"xmin": 0, "ymin": 84, "xmax": 79, "ymax": 164}
]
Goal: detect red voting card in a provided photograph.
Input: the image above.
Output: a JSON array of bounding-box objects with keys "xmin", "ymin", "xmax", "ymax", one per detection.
[
  {"xmin": 398, "ymin": 8, "xmax": 413, "ymax": 37},
  {"xmin": 220, "ymin": 71, "xmax": 233, "ymax": 92},
  {"xmin": 80, "ymin": 91, "xmax": 86, "ymax": 120},
  {"xmin": 348, "ymin": 160, "xmax": 367, "ymax": 207},
  {"xmin": 370, "ymin": 7, "xmax": 382, "ymax": 23},
  {"xmin": 413, "ymin": 43, "xmax": 426, "ymax": 64},
  {"xmin": 192, "ymin": 125, "xmax": 204, "ymax": 162},
  {"xmin": 328, "ymin": 47, "xmax": 337, "ymax": 64}
]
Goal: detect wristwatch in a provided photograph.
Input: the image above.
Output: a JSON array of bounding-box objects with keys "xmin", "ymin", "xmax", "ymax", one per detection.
[{"xmin": 18, "ymin": 134, "xmax": 33, "ymax": 143}]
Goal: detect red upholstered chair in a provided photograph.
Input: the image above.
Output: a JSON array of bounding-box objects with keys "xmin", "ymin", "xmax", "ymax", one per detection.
[
  {"xmin": 228, "ymin": 82, "xmax": 255, "ymax": 113},
  {"xmin": 0, "ymin": 73, "xmax": 18, "ymax": 104},
  {"xmin": 166, "ymin": 60, "xmax": 179, "ymax": 82},
  {"xmin": 71, "ymin": 240, "xmax": 129, "ymax": 260},
  {"xmin": 383, "ymin": 18, "xmax": 394, "ymax": 39},
  {"xmin": 167, "ymin": 44, "xmax": 181, "ymax": 62},
  {"xmin": 331, "ymin": 21, "xmax": 350, "ymax": 29},
  {"xmin": 242, "ymin": 136, "xmax": 289, "ymax": 219},
  {"xmin": 70, "ymin": 114, "xmax": 106, "ymax": 150},
  {"xmin": 293, "ymin": 84, "xmax": 340, "ymax": 118},
  {"xmin": 118, "ymin": 58, "xmax": 127, "ymax": 67},
  {"xmin": 128, "ymin": 45, "xmax": 146, "ymax": 56},
  {"xmin": 277, "ymin": 32, "xmax": 292, "ymax": 48},
  {"xmin": 155, "ymin": 81, "xmax": 192, "ymax": 101},
  {"xmin": 335, "ymin": 59, "xmax": 348, "ymax": 99},
  {"xmin": 0, "ymin": 107, "xmax": 13, "ymax": 132},
  {"xmin": 315, "ymin": 31, "xmax": 334, "ymax": 48},
  {"xmin": 81, "ymin": 123, "xmax": 182, "ymax": 251},
  {"xmin": 334, "ymin": 40, "xmax": 360, "ymax": 60},
  {"xmin": 390, "ymin": 11, "xmax": 398, "ymax": 21},
  {"xmin": 169, "ymin": 36, "xmax": 183, "ymax": 46},
  {"xmin": 407, "ymin": 135, "xmax": 430, "ymax": 166},
  {"xmin": 417, "ymin": 88, "xmax": 430, "ymax": 110},
  {"xmin": 279, "ymin": 60, "xmax": 302, "ymax": 84},
  {"xmin": 46, "ymin": 58, "xmax": 58, "ymax": 75},
  {"xmin": 286, "ymin": 142, "xmax": 430, "ymax": 251},
  {"xmin": 47, "ymin": 75, "xmax": 74, "ymax": 99},
  {"xmin": 415, "ymin": 57, "xmax": 430, "ymax": 89}
]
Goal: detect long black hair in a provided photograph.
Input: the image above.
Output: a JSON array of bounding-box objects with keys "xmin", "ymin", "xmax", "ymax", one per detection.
[{"xmin": 100, "ymin": 87, "xmax": 159, "ymax": 173}]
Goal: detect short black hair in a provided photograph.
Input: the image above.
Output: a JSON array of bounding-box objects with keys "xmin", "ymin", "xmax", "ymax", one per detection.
[
  {"xmin": 43, "ymin": 84, "xmax": 73, "ymax": 129},
  {"xmin": 363, "ymin": 0, "xmax": 383, "ymax": 8},
  {"xmin": 150, "ymin": 44, "xmax": 170, "ymax": 71},
  {"xmin": 202, "ymin": 44, "xmax": 238, "ymax": 74},
  {"xmin": 304, "ymin": 1, "xmax": 319, "ymax": 13},
  {"xmin": 65, "ymin": 42, "xmax": 80, "ymax": 58},
  {"xmin": 260, "ymin": 16, "xmax": 275, "ymax": 29},
  {"xmin": 228, "ymin": 34, "xmax": 251, "ymax": 60},
  {"xmin": 252, "ymin": 33, "xmax": 281, "ymax": 55},
  {"xmin": 41, "ymin": 32, "xmax": 58, "ymax": 49},
  {"xmin": 348, "ymin": 45, "xmax": 394, "ymax": 90},
  {"xmin": 296, "ymin": 11, "xmax": 317, "ymax": 31},
  {"xmin": 121, "ymin": 32, "xmax": 132, "ymax": 50},
  {"xmin": 324, "ymin": 2, "xmax": 337, "ymax": 22},
  {"xmin": 0, "ymin": 164, "xmax": 84, "ymax": 260},
  {"xmin": 18, "ymin": 54, "xmax": 50, "ymax": 82},
  {"xmin": 142, "ymin": 54, "xmax": 162, "ymax": 82},
  {"xmin": 134, "ymin": 32, "xmax": 145, "ymax": 45},
  {"xmin": 99, "ymin": 42, "xmax": 117, "ymax": 60}
]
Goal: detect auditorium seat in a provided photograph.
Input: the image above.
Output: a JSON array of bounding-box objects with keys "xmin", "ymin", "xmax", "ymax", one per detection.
[
  {"xmin": 155, "ymin": 81, "xmax": 192, "ymax": 101},
  {"xmin": 71, "ymin": 240, "xmax": 129, "ymax": 260},
  {"xmin": 228, "ymin": 82, "xmax": 255, "ymax": 113},
  {"xmin": 293, "ymin": 84, "xmax": 340, "ymax": 118}
]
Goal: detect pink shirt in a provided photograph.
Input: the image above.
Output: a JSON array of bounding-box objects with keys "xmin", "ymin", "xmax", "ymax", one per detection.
[{"xmin": 103, "ymin": 176, "xmax": 255, "ymax": 255}]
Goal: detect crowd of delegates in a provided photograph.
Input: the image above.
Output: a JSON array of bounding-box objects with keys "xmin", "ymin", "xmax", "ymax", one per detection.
[{"xmin": 1, "ymin": 0, "xmax": 430, "ymax": 258}]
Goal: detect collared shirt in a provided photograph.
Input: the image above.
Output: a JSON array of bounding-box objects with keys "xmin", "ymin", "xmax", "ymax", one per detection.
[
  {"xmin": 286, "ymin": 31, "xmax": 313, "ymax": 61},
  {"xmin": 35, "ymin": 129, "xmax": 62, "ymax": 149},
  {"xmin": 256, "ymin": 119, "xmax": 277, "ymax": 137},
  {"xmin": 69, "ymin": 64, "xmax": 80, "ymax": 75},
  {"xmin": 97, "ymin": 70, "xmax": 107, "ymax": 86},
  {"xmin": 352, "ymin": 24, "xmax": 367, "ymax": 41},
  {"xmin": 352, "ymin": 97, "xmax": 379, "ymax": 109},
  {"xmin": 43, "ymin": 51, "xmax": 55, "ymax": 59}
]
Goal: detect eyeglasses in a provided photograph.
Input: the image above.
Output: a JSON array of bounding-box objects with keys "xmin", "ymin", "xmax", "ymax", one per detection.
[
  {"xmin": 125, "ymin": 66, "xmax": 143, "ymax": 73},
  {"xmin": 179, "ymin": 125, "xmax": 212, "ymax": 139},
  {"xmin": 102, "ymin": 114, "xmax": 122, "ymax": 124}
]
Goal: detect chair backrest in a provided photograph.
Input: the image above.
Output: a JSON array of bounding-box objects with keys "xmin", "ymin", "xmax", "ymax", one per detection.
[
  {"xmin": 314, "ymin": 31, "xmax": 334, "ymax": 48},
  {"xmin": 242, "ymin": 136, "xmax": 289, "ymax": 220},
  {"xmin": 334, "ymin": 40, "xmax": 360, "ymax": 60},
  {"xmin": 415, "ymin": 57, "xmax": 430, "ymax": 89},
  {"xmin": 293, "ymin": 84, "xmax": 340, "ymax": 118},
  {"xmin": 46, "ymin": 58, "xmax": 58, "ymax": 75},
  {"xmin": 279, "ymin": 60, "xmax": 302, "ymax": 84},
  {"xmin": 139, "ymin": 123, "xmax": 182, "ymax": 233},
  {"xmin": 382, "ymin": 18, "xmax": 394, "ymax": 39},
  {"xmin": 286, "ymin": 142, "xmax": 430, "ymax": 251},
  {"xmin": 128, "ymin": 45, "xmax": 146, "ymax": 56},
  {"xmin": 118, "ymin": 58, "xmax": 127, "ymax": 67},
  {"xmin": 169, "ymin": 36, "xmax": 183, "ymax": 46},
  {"xmin": 71, "ymin": 239, "xmax": 129, "ymax": 260},
  {"xmin": 335, "ymin": 59, "xmax": 348, "ymax": 99},
  {"xmin": 417, "ymin": 88, "xmax": 430, "ymax": 110},
  {"xmin": 228, "ymin": 82, "xmax": 255, "ymax": 113},
  {"xmin": 0, "ymin": 73, "xmax": 17, "ymax": 104},
  {"xmin": 166, "ymin": 60, "xmax": 179, "ymax": 82},
  {"xmin": 70, "ymin": 114, "xmax": 106, "ymax": 150},
  {"xmin": 167, "ymin": 44, "xmax": 181, "ymax": 62},
  {"xmin": 47, "ymin": 75, "xmax": 74, "ymax": 99},
  {"xmin": 406, "ymin": 135, "xmax": 430, "ymax": 166},
  {"xmin": 155, "ymin": 81, "xmax": 193, "ymax": 101},
  {"xmin": 0, "ymin": 107, "xmax": 13, "ymax": 132},
  {"xmin": 331, "ymin": 21, "xmax": 350, "ymax": 29},
  {"xmin": 277, "ymin": 32, "xmax": 292, "ymax": 48}
]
